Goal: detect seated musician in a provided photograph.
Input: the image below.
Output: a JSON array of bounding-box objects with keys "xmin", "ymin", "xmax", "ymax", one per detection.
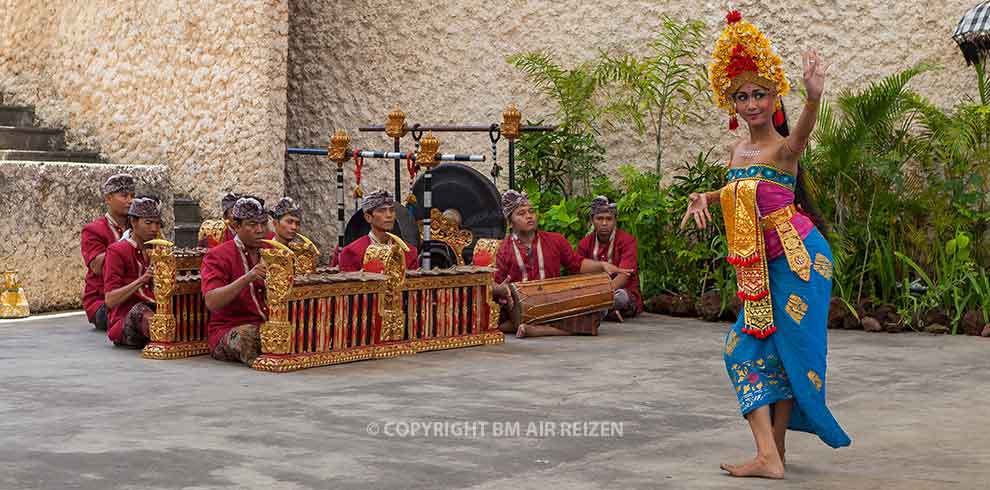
[
  {"xmin": 492, "ymin": 190, "xmax": 631, "ymax": 338},
  {"xmin": 201, "ymin": 197, "xmax": 270, "ymax": 366},
  {"xmin": 339, "ymin": 190, "xmax": 419, "ymax": 272},
  {"xmin": 102, "ymin": 196, "xmax": 161, "ymax": 348},
  {"xmin": 81, "ymin": 173, "xmax": 135, "ymax": 331},
  {"xmin": 267, "ymin": 196, "xmax": 302, "ymax": 246},
  {"xmin": 198, "ymin": 192, "xmax": 240, "ymax": 248},
  {"xmin": 576, "ymin": 196, "xmax": 643, "ymax": 320}
]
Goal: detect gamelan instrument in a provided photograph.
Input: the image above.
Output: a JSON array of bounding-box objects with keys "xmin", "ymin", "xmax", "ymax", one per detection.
[
  {"xmin": 509, "ymin": 273, "xmax": 614, "ymax": 335},
  {"xmin": 141, "ymin": 235, "xmax": 503, "ymax": 371}
]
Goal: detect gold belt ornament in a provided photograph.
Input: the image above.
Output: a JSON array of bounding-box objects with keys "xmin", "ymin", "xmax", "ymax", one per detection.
[{"xmin": 760, "ymin": 205, "xmax": 811, "ymax": 282}]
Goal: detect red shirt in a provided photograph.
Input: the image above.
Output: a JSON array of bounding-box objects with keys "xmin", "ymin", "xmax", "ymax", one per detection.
[
  {"xmin": 200, "ymin": 238, "xmax": 270, "ymax": 350},
  {"xmin": 494, "ymin": 231, "xmax": 584, "ymax": 284},
  {"xmin": 338, "ymin": 234, "xmax": 419, "ymax": 272},
  {"xmin": 103, "ymin": 239, "xmax": 156, "ymax": 343},
  {"xmin": 577, "ymin": 229, "xmax": 643, "ymax": 313},
  {"xmin": 81, "ymin": 215, "xmax": 125, "ymax": 320}
]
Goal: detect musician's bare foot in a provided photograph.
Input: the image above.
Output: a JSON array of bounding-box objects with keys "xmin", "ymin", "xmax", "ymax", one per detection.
[
  {"xmin": 719, "ymin": 454, "xmax": 784, "ymax": 479},
  {"xmin": 516, "ymin": 325, "xmax": 528, "ymax": 338}
]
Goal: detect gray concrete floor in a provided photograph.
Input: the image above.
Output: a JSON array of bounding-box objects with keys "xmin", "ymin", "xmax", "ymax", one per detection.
[{"xmin": 0, "ymin": 312, "xmax": 987, "ymax": 490}]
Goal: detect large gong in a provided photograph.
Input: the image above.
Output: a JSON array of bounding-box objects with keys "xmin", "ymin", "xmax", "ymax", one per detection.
[
  {"xmin": 341, "ymin": 205, "xmax": 421, "ymax": 249},
  {"xmin": 412, "ymin": 163, "xmax": 506, "ymax": 263}
]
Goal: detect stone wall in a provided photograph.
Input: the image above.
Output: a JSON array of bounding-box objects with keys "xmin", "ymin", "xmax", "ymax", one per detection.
[
  {"xmin": 286, "ymin": 0, "xmax": 977, "ymax": 252},
  {"xmin": 0, "ymin": 162, "xmax": 172, "ymax": 312},
  {"xmin": 0, "ymin": 0, "xmax": 289, "ymax": 217}
]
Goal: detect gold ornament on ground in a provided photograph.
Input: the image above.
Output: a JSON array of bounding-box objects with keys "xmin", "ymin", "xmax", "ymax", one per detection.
[{"xmin": 0, "ymin": 270, "xmax": 30, "ymax": 319}]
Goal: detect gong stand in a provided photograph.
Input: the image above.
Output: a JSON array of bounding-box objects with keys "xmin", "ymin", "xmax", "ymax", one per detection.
[
  {"xmin": 357, "ymin": 105, "xmax": 555, "ymax": 191},
  {"xmin": 286, "ymin": 131, "xmax": 485, "ymax": 270}
]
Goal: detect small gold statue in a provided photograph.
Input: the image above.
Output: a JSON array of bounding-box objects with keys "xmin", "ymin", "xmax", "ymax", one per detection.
[{"xmin": 0, "ymin": 270, "xmax": 30, "ymax": 319}]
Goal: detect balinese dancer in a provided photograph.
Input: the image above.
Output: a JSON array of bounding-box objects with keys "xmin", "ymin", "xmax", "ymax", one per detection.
[{"xmin": 680, "ymin": 10, "xmax": 850, "ymax": 478}]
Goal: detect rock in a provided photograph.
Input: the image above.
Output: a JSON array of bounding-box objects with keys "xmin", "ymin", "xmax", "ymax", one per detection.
[
  {"xmin": 724, "ymin": 295, "xmax": 742, "ymax": 321},
  {"xmin": 696, "ymin": 291, "xmax": 722, "ymax": 322},
  {"xmin": 669, "ymin": 294, "xmax": 698, "ymax": 317},
  {"xmin": 924, "ymin": 323, "xmax": 950, "ymax": 335},
  {"xmin": 873, "ymin": 304, "xmax": 900, "ymax": 324},
  {"xmin": 982, "ymin": 324, "xmax": 990, "ymax": 337},
  {"xmin": 961, "ymin": 311, "xmax": 986, "ymax": 336},
  {"xmin": 842, "ymin": 314, "xmax": 862, "ymax": 330},
  {"xmin": 827, "ymin": 297, "xmax": 849, "ymax": 329},
  {"xmin": 861, "ymin": 317, "xmax": 883, "ymax": 332},
  {"xmin": 884, "ymin": 320, "xmax": 906, "ymax": 333},
  {"xmin": 857, "ymin": 298, "xmax": 875, "ymax": 320},
  {"xmin": 645, "ymin": 294, "xmax": 674, "ymax": 315},
  {"xmin": 923, "ymin": 308, "xmax": 951, "ymax": 329}
]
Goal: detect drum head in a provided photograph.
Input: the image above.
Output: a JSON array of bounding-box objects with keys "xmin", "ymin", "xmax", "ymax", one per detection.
[
  {"xmin": 412, "ymin": 163, "xmax": 506, "ymax": 263},
  {"xmin": 508, "ymin": 283, "xmax": 523, "ymax": 328},
  {"xmin": 342, "ymin": 205, "xmax": 421, "ymax": 249}
]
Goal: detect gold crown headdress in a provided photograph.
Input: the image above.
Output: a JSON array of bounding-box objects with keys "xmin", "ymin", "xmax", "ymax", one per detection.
[{"xmin": 710, "ymin": 11, "xmax": 790, "ymax": 130}]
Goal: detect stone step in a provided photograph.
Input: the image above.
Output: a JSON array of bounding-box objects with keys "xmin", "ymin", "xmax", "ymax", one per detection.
[
  {"xmin": 0, "ymin": 105, "xmax": 34, "ymax": 127},
  {"xmin": 0, "ymin": 150, "xmax": 103, "ymax": 163},
  {"xmin": 0, "ymin": 126, "xmax": 65, "ymax": 151}
]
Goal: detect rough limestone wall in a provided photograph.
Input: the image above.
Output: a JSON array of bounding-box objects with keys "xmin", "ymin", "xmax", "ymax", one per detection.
[
  {"xmin": 0, "ymin": 162, "xmax": 173, "ymax": 312},
  {"xmin": 0, "ymin": 0, "xmax": 289, "ymax": 216},
  {"xmin": 286, "ymin": 0, "xmax": 975, "ymax": 252}
]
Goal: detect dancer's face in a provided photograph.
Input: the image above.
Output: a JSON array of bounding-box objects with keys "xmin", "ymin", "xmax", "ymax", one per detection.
[{"xmin": 733, "ymin": 82, "xmax": 775, "ymax": 128}]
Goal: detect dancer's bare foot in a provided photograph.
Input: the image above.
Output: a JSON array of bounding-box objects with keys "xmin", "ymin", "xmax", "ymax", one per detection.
[{"xmin": 719, "ymin": 454, "xmax": 785, "ymax": 479}]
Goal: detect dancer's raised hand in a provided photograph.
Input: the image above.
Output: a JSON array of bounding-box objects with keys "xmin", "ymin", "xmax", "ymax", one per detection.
[
  {"xmin": 803, "ymin": 49, "xmax": 827, "ymax": 103},
  {"xmin": 680, "ymin": 192, "xmax": 711, "ymax": 230}
]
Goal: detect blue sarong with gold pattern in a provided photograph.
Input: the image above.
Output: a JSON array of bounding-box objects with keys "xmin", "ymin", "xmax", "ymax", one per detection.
[{"xmin": 721, "ymin": 164, "xmax": 851, "ymax": 449}]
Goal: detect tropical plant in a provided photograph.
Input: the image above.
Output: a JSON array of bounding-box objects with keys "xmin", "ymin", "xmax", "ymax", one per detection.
[
  {"xmin": 596, "ymin": 15, "xmax": 709, "ymax": 173},
  {"xmin": 507, "ymin": 51, "xmax": 602, "ymax": 133},
  {"xmin": 515, "ymin": 121, "xmax": 605, "ymax": 197},
  {"xmin": 508, "ymin": 52, "xmax": 608, "ymax": 197}
]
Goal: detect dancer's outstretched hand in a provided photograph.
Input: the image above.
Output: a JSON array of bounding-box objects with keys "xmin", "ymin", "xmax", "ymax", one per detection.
[
  {"xmin": 680, "ymin": 192, "xmax": 711, "ymax": 230},
  {"xmin": 803, "ymin": 49, "xmax": 827, "ymax": 103}
]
